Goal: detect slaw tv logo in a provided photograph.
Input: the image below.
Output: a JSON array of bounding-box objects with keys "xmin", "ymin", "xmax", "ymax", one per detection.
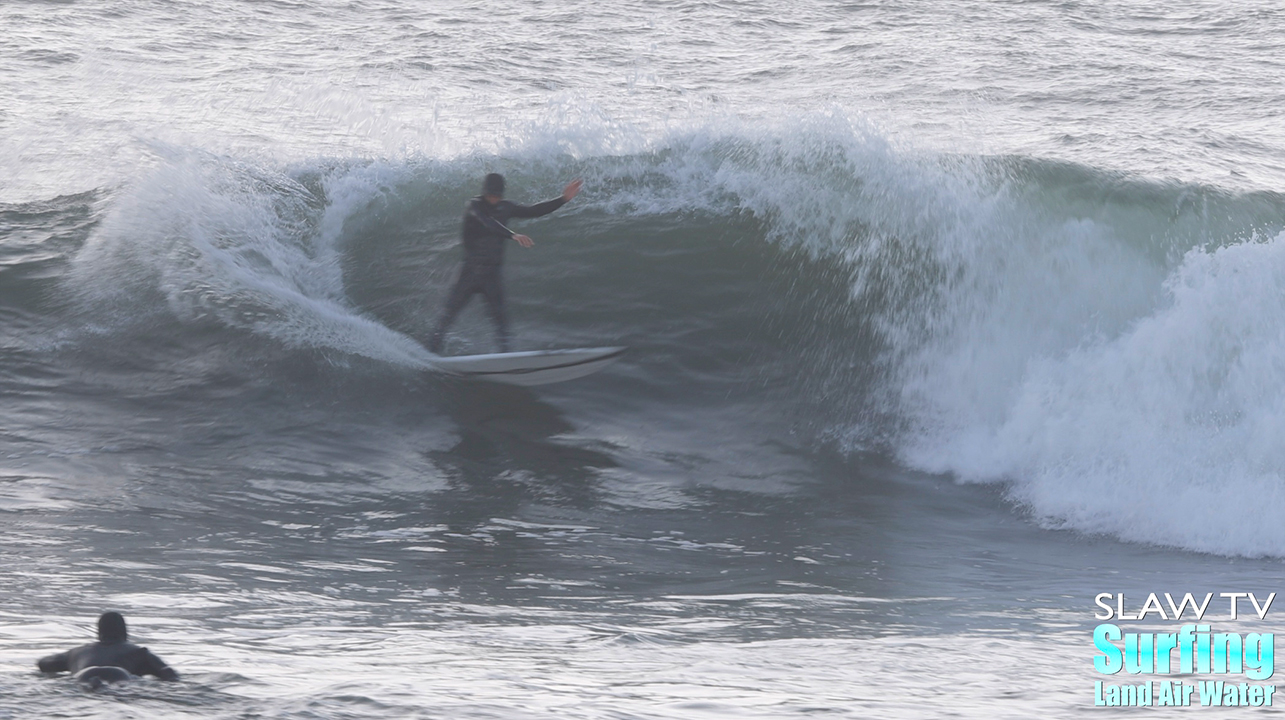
[{"xmin": 1092, "ymin": 592, "xmax": 1276, "ymax": 708}]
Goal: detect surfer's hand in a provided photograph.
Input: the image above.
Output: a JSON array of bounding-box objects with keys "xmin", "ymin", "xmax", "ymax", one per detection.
[
  {"xmin": 513, "ymin": 234, "xmax": 534, "ymax": 247},
  {"xmin": 562, "ymin": 178, "xmax": 583, "ymax": 201}
]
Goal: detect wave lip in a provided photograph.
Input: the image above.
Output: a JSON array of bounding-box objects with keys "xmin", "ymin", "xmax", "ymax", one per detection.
[{"xmin": 66, "ymin": 149, "xmax": 434, "ymax": 368}]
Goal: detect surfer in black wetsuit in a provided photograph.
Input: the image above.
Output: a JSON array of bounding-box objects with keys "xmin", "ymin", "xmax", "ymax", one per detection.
[
  {"xmin": 37, "ymin": 612, "xmax": 179, "ymax": 686},
  {"xmin": 428, "ymin": 173, "xmax": 583, "ymax": 354}
]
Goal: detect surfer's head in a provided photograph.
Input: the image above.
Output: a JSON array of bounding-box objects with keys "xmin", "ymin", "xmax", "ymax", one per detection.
[
  {"xmin": 482, "ymin": 173, "xmax": 505, "ymax": 201},
  {"xmin": 97, "ymin": 612, "xmax": 127, "ymax": 644}
]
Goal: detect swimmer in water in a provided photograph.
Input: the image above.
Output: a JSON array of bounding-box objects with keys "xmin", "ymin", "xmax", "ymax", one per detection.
[{"xmin": 37, "ymin": 611, "xmax": 179, "ymax": 686}]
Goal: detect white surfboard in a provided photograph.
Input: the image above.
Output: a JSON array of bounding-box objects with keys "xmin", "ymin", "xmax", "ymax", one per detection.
[{"xmin": 429, "ymin": 347, "xmax": 626, "ymax": 386}]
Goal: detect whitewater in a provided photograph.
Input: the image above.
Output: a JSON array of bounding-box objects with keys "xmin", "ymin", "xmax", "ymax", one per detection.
[{"xmin": 3, "ymin": 1, "xmax": 1285, "ymax": 717}]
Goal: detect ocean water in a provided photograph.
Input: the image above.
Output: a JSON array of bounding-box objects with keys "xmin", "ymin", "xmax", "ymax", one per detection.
[{"xmin": 3, "ymin": 1, "xmax": 1285, "ymax": 717}]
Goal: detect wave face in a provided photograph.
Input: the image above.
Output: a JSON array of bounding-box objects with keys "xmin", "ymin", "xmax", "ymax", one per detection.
[{"xmin": 8, "ymin": 117, "xmax": 1285, "ymax": 556}]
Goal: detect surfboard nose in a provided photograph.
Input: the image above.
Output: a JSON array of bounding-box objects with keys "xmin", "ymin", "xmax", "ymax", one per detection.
[{"xmin": 75, "ymin": 665, "xmax": 134, "ymax": 689}]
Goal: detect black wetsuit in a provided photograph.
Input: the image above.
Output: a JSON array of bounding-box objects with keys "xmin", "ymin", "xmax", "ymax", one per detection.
[
  {"xmin": 429, "ymin": 194, "xmax": 567, "ymax": 353},
  {"xmin": 38, "ymin": 640, "xmax": 178, "ymax": 680}
]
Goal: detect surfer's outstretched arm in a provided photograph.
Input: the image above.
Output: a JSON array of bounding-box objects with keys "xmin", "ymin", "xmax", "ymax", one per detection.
[
  {"xmin": 505, "ymin": 179, "xmax": 582, "ymax": 219},
  {"xmin": 37, "ymin": 651, "xmax": 70, "ymax": 674},
  {"xmin": 139, "ymin": 648, "xmax": 179, "ymax": 680},
  {"xmin": 501, "ymin": 180, "xmax": 582, "ymax": 248}
]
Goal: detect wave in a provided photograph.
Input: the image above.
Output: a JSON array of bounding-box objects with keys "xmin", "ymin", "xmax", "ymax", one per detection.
[
  {"xmin": 11, "ymin": 115, "xmax": 1285, "ymax": 555},
  {"xmin": 62, "ymin": 146, "xmax": 435, "ymax": 368}
]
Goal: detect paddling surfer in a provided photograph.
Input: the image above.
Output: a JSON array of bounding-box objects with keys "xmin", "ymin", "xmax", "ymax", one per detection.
[
  {"xmin": 36, "ymin": 611, "xmax": 179, "ymax": 686},
  {"xmin": 428, "ymin": 173, "xmax": 583, "ymax": 354}
]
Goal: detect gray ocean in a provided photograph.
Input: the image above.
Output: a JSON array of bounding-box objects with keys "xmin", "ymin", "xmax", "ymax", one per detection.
[{"xmin": 4, "ymin": 1, "xmax": 1285, "ymax": 717}]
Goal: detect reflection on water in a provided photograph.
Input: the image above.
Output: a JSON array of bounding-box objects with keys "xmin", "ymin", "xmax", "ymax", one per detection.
[{"xmin": 426, "ymin": 381, "xmax": 618, "ymax": 525}]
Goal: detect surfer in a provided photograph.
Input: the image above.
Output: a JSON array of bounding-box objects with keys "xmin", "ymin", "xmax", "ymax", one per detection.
[
  {"xmin": 428, "ymin": 173, "xmax": 583, "ymax": 354},
  {"xmin": 36, "ymin": 611, "xmax": 179, "ymax": 685}
]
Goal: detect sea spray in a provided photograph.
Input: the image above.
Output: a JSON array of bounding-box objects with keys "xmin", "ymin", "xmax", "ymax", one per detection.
[{"xmin": 67, "ymin": 149, "xmax": 434, "ymax": 368}]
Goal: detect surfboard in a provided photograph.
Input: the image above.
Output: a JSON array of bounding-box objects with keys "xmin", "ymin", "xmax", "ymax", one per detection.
[
  {"xmin": 75, "ymin": 666, "xmax": 134, "ymax": 689},
  {"xmin": 429, "ymin": 347, "xmax": 626, "ymax": 386}
]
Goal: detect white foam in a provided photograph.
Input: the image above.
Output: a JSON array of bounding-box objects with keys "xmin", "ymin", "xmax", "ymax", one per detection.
[
  {"xmin": 902, "ymin": 233, "xmax": 1285, "ymax": 556},
  {"xmin": 68, "ymin": 149, "xmax": 434, "ymax": 368}
]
